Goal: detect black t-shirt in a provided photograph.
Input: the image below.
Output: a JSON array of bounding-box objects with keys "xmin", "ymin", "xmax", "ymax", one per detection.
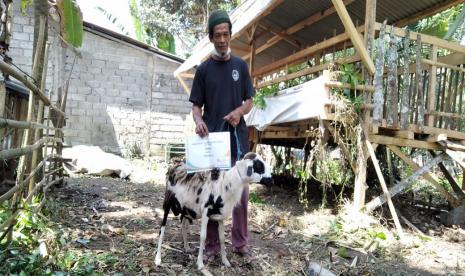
[{"xmin": 189, "ymin": 55, "xmax": 255, "ymax": 159}]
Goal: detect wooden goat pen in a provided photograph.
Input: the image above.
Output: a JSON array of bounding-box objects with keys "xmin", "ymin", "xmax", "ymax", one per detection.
[{"xmin": 174, "ymin": 0, "xmax": 465, "ymax": 237}]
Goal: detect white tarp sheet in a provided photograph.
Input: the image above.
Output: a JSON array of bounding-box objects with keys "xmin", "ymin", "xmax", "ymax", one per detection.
[{"xmin": 246, "ymin": 74, "xmax": 330, "ymax": 131}]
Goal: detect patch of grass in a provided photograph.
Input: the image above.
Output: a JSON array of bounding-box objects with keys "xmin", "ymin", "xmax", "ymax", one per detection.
[{"xmin": 249, "ymin": 192, "xmax": 264, "ymax": 204}]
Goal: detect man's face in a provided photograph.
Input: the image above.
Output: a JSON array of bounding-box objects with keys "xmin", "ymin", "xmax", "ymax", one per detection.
[{"xmin": 210, "ymin": 23, "xmax": 231, "ymax": 55}]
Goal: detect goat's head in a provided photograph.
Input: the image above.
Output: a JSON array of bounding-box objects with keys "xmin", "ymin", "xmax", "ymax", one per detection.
[{"xmin": 236, "ymin": 152, "xmax": 273, "ymax": 186}]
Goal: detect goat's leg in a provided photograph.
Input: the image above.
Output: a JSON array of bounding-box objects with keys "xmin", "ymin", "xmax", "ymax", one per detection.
[
  {"xmin": 197, "ymin": 211, "xmax": 209, "ymax": 270},
  {"xmin": 181, "ymin": 219, "xmax": 192, "ymax": 252},
  {"xmin": 218, "ymin": 220, "xmax": 231, "ymax": 267},
  {"xmin": 154, "ymin": 205, "xmax": 170, "ymax": 266}
]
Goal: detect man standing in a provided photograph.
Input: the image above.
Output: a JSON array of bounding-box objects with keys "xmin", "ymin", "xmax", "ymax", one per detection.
[{"xmin": 189, "ymin": 10, "xmax": 255, "ymax": 262}]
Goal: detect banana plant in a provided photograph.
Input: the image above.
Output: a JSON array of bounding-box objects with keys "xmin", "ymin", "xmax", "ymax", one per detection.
[{"xmin": 21, "ymin": 0, "xmax": 83, "ymax": 48}]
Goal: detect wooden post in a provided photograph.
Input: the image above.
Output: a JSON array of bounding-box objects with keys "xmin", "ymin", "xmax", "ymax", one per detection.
[
  {"xmin": 364, "ymin": 136, "xmax": 405, "ymax": 239},
  {"xmin": 353, "ymin": 126, "xmax": 367, "ymax": 209},
  {"xmin": 332, "ymin": 0, "xmax": 375, "ymax": 75},
  {"xmin": 415, "ymin": 34, "xmax": 425, "ymax": 129},
  {"xmin": 248, "ymin": 24, "xmax": 258, "ymax": 77},
  {"xmin": 363, "ymin": 0, "xmax": 376, "ymax": 125},
  {"xmin": 400, "ymin": 29, "xmax": 411, "ymax": 130},
  {"xmin": 372, "ymin": 21, "xmax": 386, "ymax": 124},
  {"xmin": 386, "ymin": 26, "xmax": 399, "ymax": 127}
]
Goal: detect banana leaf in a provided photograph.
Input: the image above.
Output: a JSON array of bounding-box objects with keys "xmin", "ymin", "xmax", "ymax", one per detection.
[{"xmin": 56, "ymin": 0, "xmax": 83, "ymax": 48}]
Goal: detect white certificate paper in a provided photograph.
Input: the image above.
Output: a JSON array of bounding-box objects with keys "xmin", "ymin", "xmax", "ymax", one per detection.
[{"xmin": 186, "ymin": 132, "xmax": 231, "ymax": 173}]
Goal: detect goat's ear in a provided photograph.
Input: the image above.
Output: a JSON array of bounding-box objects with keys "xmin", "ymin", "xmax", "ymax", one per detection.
[{"xmin": 247, "ymin": 165, "xmax": 253, "ymax": 176}]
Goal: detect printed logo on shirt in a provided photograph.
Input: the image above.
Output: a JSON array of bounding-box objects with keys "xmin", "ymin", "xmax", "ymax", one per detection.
[{"xmin": 232, "ymin": 69, "xmax": 239, "ymax": 82}]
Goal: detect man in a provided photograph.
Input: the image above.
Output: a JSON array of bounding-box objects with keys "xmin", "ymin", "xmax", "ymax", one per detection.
[{"xmin": 189, "ymin": 10, "xmax": 255, "ymax": 262}]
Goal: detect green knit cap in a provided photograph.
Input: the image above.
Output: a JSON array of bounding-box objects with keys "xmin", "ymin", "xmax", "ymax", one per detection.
[{"xmin": 208, "ymin": 10, "xmax": 231, "ymax": 35}]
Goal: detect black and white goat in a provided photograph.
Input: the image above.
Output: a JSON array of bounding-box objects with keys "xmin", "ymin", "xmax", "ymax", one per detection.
[{"xmin": 154, "ymin": 152, "xmax": 272, "ymax": 272}]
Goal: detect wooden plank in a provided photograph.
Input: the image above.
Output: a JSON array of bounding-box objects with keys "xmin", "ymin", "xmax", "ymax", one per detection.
[
  {"xmin": 325, "ymin": 81, "xmax": 374, "ymax": 92},
  {"xmin": 365, "ymin": 153, "xmax": 447, "ymax": 212},
  {"xmin": 231, "ymin": 0, "xmax": 285, "ymax": 41},
  {"xmin": 388, "ymin": 145, "xmax": 460, "ymax": 207},
  {"xmin": 439, "ymin": 142, "xmax": 465, "ymax": 170},
  {"xmin": 426, "ymin": 45, "xmax": 438, "ymax": 127},
  {"xmin": 422, "ymin": 59, "xmax": 465, "ymax": 74},
  {"xmin": 425, "ymin": 133, "xmax": 447, "ymax": 143},
  {"xmin": 430, "ymin": 148, "xmax": 465, "ymax": 200},
  {"xmin": 409, "ymin": 124, "xmax": 465, "ymax": 140},
  {"xmin": 179, "ymin": 72, "xmax": 194, "ymax": 79},
  {"xmin": 253, "ymin": 24, "xmax": 367, "ymax": 77},
  {"xmin": 386, "ymin": 25, "xmax": 399, "ymax": 127},
  {"xmin": 365, "ymin": 136, "xmax": 405, "ymax": 239},
  {"xmin": 375, "ymin": 23, "xmax": 465, "ymax": 55},
  {"xmin": 242, "ymin": 0, "xmax": 355, "ymax": 60},
  {"xmin": 373, "ymin": 21, "xmax": 386, "ymax": 124},
  {"xmin": 369, "ymin": 134, "xmax": 439, "ymax": 150},
  {"xmin": 394, "ymin": 0, "xmax": 464, "ymax": 27},
  {"xmin": 332, "ymin": 0, "xmax": 375, "ymax": 75},
  {"xmin": 176, "ymin": 75, "xmax": 191, "ymax": 95}
]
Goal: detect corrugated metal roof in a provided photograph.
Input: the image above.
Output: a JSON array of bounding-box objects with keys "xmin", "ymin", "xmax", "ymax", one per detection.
[{"xmin": 176, "ymin": 0, "xmax": 463, "ymax": 75}]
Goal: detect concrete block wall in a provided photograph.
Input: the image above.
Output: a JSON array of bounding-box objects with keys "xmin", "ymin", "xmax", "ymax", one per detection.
[{"xmin": 8, "ymin": 2, "xmax": 192, "ymax": 156}]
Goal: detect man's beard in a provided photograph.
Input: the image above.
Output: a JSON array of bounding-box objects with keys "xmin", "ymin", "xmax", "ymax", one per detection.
[{"xmin": 212, "ymin": 47, "xmax": 231, "ymax": 59}]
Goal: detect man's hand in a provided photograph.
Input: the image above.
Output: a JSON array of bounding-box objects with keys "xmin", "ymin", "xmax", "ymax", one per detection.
[
  {"xmin": 224, "ymin": 109, "xmax": 242, "ymax": 127},
  {"xmin": 195, "ymin": 120, "xmax": 209, "ymax": 137}
]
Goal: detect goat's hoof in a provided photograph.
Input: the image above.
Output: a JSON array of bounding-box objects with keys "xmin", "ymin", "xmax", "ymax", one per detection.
[
  {"xmin": 197, "ymin": 261, "xmax": 205, "ymax": 270},
  {"xmin": 200, "ymin": 268, "xmax": 213, "ymax": 276},
  {"xmin": 154, "ymin": 256, "xmax": 161, "ymax": 266},
  {"xmin": 222, "ymin": 258, "xmax": 231, "ymax": 267}
]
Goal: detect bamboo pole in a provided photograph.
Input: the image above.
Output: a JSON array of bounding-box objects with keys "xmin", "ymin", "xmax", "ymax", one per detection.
[
  {"xmin": 439, "ymin": 69, "xmax": 450, "ymax": 127},
  {"xmin": 426, "ymin": 45, "xmax": 438, "ymax": 127},
  {"xmin": 15, "ymin": 15, "xmax": 46, "ymax": 190},
  {"xmin": 1, "ymin": 137, "xmax": 60, "ymax": 160},
  {"xmin": 0, "ymin": 117, "xmax": 54, "ymax": 130},
  {"xmin": 29, "ymin": 43, "xmax": 50, "ymax": 192},
  {"xmin": 415, "ymin": 34, "xmax": 425, "ymax": 129}
]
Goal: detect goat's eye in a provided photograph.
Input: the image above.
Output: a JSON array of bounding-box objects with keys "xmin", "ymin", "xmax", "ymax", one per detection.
[{"xmin": 253, "ymin": 160, "xmax": 265, "ymax": 174}]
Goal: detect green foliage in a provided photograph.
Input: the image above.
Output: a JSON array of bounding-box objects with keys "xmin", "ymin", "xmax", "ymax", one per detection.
[
  {"xmin": 0, "ymin": 199, "xmax": 115, "ymax": 275},
  {"xmin": 337, "ymin": 63, "xmax": 365, "ymax": 112},
  {"xmin": 57, "ymin": 0, "xmax": 84, "ymax": 47},
  {"xmin": 408, "ymin": 4, "xmax": 464, "ymax": 41},
  {"xmin": 253, "ymin": 83, "xmax": 279, "ymax": 110},
  {"xmin": 157, "ymin": 32, "xmax": 176, "ymax": 54},
  {"xmin": 139, "ymin": 0, "xmax": 240, "ymax": 55},
  {"xmin": 96, "ymin": 6, "xmax": 130, "ymax": 36},
  {"xmin": 249, "ymin": 192, "xmax": 264, "ymax": 204},
  {"xmin": 20, "ymin": 0, "xmax": 34, "ymax": 14}
]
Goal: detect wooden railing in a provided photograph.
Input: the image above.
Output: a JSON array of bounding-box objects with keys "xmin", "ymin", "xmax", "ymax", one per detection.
[
  {"xmin": 254, "ymin": 20, "xmax": 465, "ymax": 135},
  {"xmin": 0, "ymin": 18, "xmax": 66, "ymax": 243}
]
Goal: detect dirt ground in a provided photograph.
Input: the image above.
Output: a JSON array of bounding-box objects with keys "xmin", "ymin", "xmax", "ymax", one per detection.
[{"xmin": 45, "ymin": 170, "xmax": 465, "ymax": 276}]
